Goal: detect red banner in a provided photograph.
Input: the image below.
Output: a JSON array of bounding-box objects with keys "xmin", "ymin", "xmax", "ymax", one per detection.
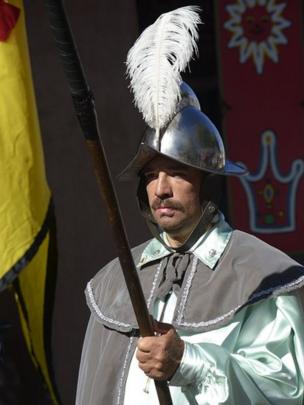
[
  {"xmin": 216, "ymin": 0, "xmax": 304, "ymax": 254},
  {"xmin": 0, "ymin": 0, "xmax": 19, "ymax": 42}
]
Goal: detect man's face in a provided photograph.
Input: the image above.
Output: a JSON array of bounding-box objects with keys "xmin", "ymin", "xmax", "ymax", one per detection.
[{"xmin": 143, "ymin": 155, "xmax": 203, "ymax": 246}]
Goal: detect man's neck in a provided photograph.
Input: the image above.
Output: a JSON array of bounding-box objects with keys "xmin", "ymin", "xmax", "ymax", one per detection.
[
  {"xmin": 165, "ymin": 217, "xmax": 203, "ymax": 248},
  {"xmin": 166, "ymin": 234, "xmax": 187, "ymax": 248}
]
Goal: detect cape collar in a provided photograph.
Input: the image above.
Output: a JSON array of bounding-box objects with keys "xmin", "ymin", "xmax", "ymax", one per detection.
[
  {"xmin": 137, "ymin": 213, "xmax": 232, "ymax": 270},
  {"xmin": 86, "ymin": 228, "xmax": 304, "ymax": 333}
]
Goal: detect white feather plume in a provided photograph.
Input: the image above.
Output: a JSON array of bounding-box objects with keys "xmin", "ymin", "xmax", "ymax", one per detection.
[{"xmin": 126, "ymin": 6, "xmax": 201, "ymax": 132}]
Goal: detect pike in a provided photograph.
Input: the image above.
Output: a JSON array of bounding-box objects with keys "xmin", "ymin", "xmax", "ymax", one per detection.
[{"xmin": 43, "ymin": 1, "xmax": 172, "ymax": 404}]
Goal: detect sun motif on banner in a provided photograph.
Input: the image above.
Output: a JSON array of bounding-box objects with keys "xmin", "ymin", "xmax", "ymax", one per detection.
[{"xmin": 224, "ymin": 0, "xmax": 291, "ymax": 74}]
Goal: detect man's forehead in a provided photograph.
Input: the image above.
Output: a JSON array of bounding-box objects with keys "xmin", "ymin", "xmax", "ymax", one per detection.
[{"xmin": 142, "ymin": 155, "xmax": 189, "ymax": 172}]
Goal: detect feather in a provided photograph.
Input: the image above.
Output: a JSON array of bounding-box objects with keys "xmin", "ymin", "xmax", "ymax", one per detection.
[{"xmin": 126, "ymin": 6, "xmax": 201, "ymax": 132}]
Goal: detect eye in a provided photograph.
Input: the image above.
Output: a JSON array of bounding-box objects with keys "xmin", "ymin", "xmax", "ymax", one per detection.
[
  {"xmin": 170, "ymin": 170, "xmax": 187, "ymax": 178},
  {"xmin": 143, "ymin": 171, "xmax": 158, "ymax": 182}
]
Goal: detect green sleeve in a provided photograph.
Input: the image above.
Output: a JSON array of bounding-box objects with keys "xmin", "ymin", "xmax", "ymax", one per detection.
[{"xmin": 171, "ymin": 293, "xmax": 304, "ymax": 404}]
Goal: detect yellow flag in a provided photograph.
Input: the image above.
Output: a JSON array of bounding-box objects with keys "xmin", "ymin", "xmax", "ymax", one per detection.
[{"xmin": 0, "ymin": 1, "xmax": 59, "ymax": 403}]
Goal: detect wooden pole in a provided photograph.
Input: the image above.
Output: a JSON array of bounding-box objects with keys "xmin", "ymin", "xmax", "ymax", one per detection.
[{"xmin": 43, "ymin": 1, "xmax": 172, "ymax": 404}]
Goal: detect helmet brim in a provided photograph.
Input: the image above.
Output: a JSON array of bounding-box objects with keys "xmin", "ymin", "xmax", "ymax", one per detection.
[
  {"xmin": 118, "ymin": 144, "xmax": 158, "ymax": 181},
  {"xmin": 223, "ymin": 160, "xmax": 248, "ymax": 176},
  {"xmin": 118, "ymin": 144, "xmax": 248, "ymax": 181}
]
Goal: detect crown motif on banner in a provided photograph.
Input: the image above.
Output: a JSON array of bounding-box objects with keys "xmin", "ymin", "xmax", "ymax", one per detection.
[{"xmin": 239, "ymin": 130, "xmax": 304, "ymax": 233}]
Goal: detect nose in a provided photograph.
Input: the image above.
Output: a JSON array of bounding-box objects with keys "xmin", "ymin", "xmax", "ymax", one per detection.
[{"xmin": 155, "ymin": 172, "xmax": 173, "ymax": 200}]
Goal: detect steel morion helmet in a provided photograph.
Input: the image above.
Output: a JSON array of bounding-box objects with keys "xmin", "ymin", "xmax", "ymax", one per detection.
[{"xmin": 120, "ymin": 82, "xmax": 247, "ymax": 181}]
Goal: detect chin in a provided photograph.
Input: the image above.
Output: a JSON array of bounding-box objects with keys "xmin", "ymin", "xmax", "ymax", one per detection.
[
  {"xmin": 158, "ymin": 220, "xmax": 185, "ymax": 234},
  {"xmin": 156, "ymin": 216, "xmax": 198, "ymax": 240}
]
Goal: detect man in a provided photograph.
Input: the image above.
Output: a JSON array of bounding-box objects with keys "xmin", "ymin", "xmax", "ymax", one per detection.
[{"xmin": 76, "ymin": 7, "xmax": 304, "ymax": 405}]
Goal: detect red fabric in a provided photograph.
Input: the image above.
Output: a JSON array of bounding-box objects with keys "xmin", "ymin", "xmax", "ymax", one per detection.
[
  {"xmin": 217, "ymin": 1, "xmax": 304, "ymax": 254},
  {"xmin": 0, "ymin": 0, "xmax": 20, "ymax": 42}
]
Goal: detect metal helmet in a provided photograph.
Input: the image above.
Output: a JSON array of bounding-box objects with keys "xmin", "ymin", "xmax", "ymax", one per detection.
[
  {"xmin": 119, "ymin": 82, "xmax": 247, "ymax": 181},
  {"xmin": 119, "ymin": 82, "xmax": 247, "ymax": 226}
]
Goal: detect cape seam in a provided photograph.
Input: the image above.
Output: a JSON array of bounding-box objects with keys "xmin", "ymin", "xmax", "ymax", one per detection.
[
  {"xmin": 177, "ymin": 273, "xmax": 304, "ymax": 329},
  {"xmin": 146, "ymin": 261, "xmax": 163, "ymax": 310},
  {"xmin": 86, "ymin": 260, "xmax": 164, "ymax": 329},
  {"xmin": 86, "ymin": 281, "xmax": 132, "ymax": 329},
  {"xmin": 117, "ymin": 336, "xmax": 135, "ymax": 405},
  {"xmin": 176, "ymin": 256, "xmax": 199, "ymax": 323}
]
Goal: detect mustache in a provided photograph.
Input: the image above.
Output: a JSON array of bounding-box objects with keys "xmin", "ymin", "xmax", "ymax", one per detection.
[{"xmin": 151, "ymin": 198, "xmax": 184, "ymax": 211}]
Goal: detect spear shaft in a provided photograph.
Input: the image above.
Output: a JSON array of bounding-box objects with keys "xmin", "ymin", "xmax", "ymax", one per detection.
[{"xmin": 43, "ymin": 1, "xmax": 172, "ymax": 404}]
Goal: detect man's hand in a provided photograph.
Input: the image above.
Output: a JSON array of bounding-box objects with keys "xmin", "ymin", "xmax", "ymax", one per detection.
[{"xmin": 136, "ymin": 320, "xmax": 184, "ymax": 380}]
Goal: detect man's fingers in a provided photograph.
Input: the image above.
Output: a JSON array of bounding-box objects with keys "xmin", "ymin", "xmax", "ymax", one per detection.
[
  {"xmin": 137, "ymin": 356, "xmax": 167, "ymax": 380},
  {"xmin": 137, "ymin": 336, "xmax": 157, "ymax": 352},
  {"xmin": 136, "ymin": 325, "xmax": 184, "ymax": 380},
  {"xmin": 136, "ymin": 348, "xmax": 151, "ymax": 363}
]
